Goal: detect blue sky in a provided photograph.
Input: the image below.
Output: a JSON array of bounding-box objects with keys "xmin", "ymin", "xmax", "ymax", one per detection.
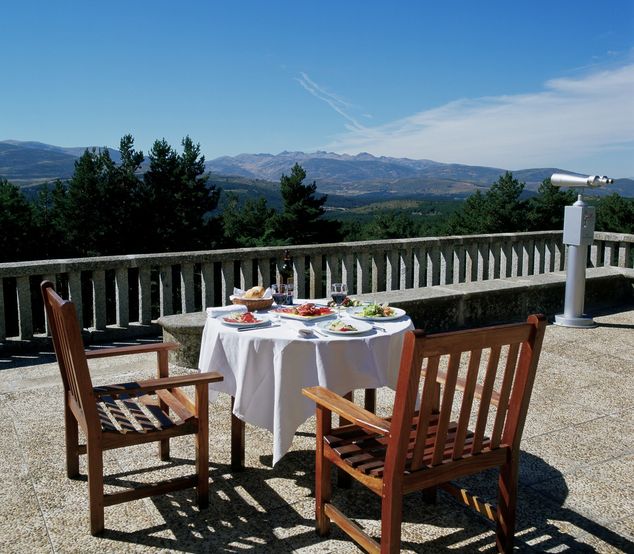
[{"xmin": 2, "ymin": 1, "xmax": 634, "ymax": 176}]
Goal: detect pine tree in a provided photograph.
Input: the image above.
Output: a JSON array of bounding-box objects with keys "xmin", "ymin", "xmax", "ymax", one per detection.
[{"xmin": 0, "ymin": 179, "xmax": 38, "ymax": 261}]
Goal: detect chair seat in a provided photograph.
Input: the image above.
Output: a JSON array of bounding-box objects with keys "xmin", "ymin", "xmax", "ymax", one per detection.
[
  {"xmin": 325, "ymin": 413, "xmax": 492, "ymax": 479},
  {"xmin": 96, "ymin": 390, "xmax": 195, "ymax": 435}
]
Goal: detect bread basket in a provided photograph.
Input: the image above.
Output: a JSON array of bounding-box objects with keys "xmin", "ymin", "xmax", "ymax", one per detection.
[{"xmin": 231, "ymin": 296, "xmax": 274, "ymax": 311}]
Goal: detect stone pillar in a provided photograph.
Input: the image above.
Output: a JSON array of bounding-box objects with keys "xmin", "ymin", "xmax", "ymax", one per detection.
[
  {"xmin": 201, "ymin": 262, "xmax": 215, "ymax": 309},
  {"xmin": 138, "ymin": 267, "xmax": 152, "ymax": 324},
  {"xmin": 356, "ymin": 253, "xmax": 370, "ymax": 295},
  {"xmin": 16, "ymin": 276, "xmax": 33, "ymax": 340},
  {"xmin": 68, "ymin": 271, "xmax": 83, "ymax": 329},
  {"xmin": 0, "ymin": 278, "xmax": 5, "ymax": 340},
  {"xmin": 372, "ymin": 252, "xmax": 386, "ymax": 293},
  {"xmin": 618, "ymin": 242, "xmax": 630, "ymax": 268},
  {"xmin": 180, "ymin": 263, "xmax": 196, "ymax": 313},
  {"xmin": 92, "ymin": 270, "xmax": 107, "ymax": 329},
  {"xmin": 400, "ymin": 249, "xmax": 412, "ymax": 290},
  {"xmin": 342, "ymin": 254, "xmax": 354, "ymax": 295},
  {"xmin": 386, "ymin": 251, "xmax": 399, "ymax": 291},
  {"xmin": 159, "ymin": 265, "xmax": 174, "ymax": 316},
  {"xmin": 115, "ymin": 268, "xmax": 129, "ymax": 327},
  {"xmin": 440, "ymin": 246, "xmax": 453, "ymax": 285},
  {"xmin": 413, "ymin": 248, "xmax": 426, "ymax": 288},
  {"xmin": 293, "ymin": 255, "xmax": 306, "ymax": 299},
  {"xmin": 220, "ymin": 261, "xmax": 234, "ymax": 306},
  {"xmin": 427, "ymin": 246, "xmax": 440, "ymax": 286},
  {"xmin": 310, "ymin": 255, "xmax": 323, "ymax": 298}
]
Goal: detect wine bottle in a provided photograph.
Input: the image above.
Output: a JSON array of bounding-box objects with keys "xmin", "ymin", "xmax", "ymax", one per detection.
[{"xmin": 280, "ymin": 250, "xmax": 294, "ymax": 305}]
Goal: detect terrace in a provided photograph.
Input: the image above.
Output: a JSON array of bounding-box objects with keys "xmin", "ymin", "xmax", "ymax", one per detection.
[{"xmin": 1, "ymin": 231, "xmax": 633, "ymax": 552}]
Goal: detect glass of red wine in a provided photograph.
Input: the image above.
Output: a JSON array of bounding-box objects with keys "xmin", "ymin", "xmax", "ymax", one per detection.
[
  {"xmin": 271, "ymin": 284, "xmax": 287, "ymax": 307},
  {"xmin": 331, "ymin": 283, "xmax": 347, "ymax": 316}
]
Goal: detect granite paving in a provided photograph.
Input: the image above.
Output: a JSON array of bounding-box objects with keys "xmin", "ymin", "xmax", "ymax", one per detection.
[{"xmin": 0, "ymin": 310, "xmax": 632, "ymax": 553}]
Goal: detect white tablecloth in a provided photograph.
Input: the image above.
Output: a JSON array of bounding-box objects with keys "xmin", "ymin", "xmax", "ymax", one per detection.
[{"xmin": 198, "ymin": 308, "xmax": 414, "ymax": 464}]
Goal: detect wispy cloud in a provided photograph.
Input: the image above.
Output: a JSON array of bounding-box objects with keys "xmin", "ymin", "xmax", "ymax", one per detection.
[
  {"xmin": 296, "ymin": 72, "xmax": 366, "ymax": 131},
  {"xmin": 323, "ymin": 63, "xmax": 634, "ymax": 175}
]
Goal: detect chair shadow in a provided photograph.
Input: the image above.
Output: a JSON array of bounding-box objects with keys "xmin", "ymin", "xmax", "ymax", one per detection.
[{"xmin": 100, "ymin": 449, "xmax": 634, "ymax": 553}]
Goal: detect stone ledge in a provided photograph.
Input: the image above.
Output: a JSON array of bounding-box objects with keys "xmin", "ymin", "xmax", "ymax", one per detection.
[{"xmin": 156, "ymin": 267, "xmax": 634, "ymax": 369}]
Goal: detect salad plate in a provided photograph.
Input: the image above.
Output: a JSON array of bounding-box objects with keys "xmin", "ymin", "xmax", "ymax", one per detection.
[
  {"xmin": 316, "ymin": 319, "xmax": 373, "ymax": 335},
  {"xmin": 349, "ymin": 304, "xmax": 407, "ymax": 322},
  {"xmin": 274, "ymin": 303, "xmax": 335, "ymax": 321},
  {"xmin": 221, "ymin": 312, "xmax": 270, "ymax": 328}
]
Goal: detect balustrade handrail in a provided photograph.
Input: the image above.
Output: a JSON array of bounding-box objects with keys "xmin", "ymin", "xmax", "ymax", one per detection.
[{"xmin": 0, "ymin": 230, "xmax": 632, "ymax": 343}]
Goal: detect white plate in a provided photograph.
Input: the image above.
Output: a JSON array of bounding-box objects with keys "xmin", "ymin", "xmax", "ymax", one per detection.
[
  {"xmin": 273, "ymin": 307, "xmax": 335, "ymax": 321},
  {"xmin": 221, "ymin": 314, "xmax": 269, "ymax": 328},
  {"xmin": 316, "ymin": 319, "xmax": 373, "ymax": 335},
  {"xmin": 349, "ymin": 306, "xmax": 407, "ymax": 321}
]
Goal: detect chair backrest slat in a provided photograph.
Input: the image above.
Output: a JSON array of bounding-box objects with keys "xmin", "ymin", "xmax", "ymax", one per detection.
[
  {"xmin": 452, "ymin": 348, "xmax": 482, "ymax": 460},
  {"xmin": 41, "ymin": 281, "xmax": 99, "ymax": 434},
  {"xmin": 472, "ymin": 344, "xmax": 502, "ymax": 454},
  {"xmin": 385, "ymin": 315, "xmax": 546, "ymax": 482},
  {"xmin": 490, "ymin": 342, "xmax": 520, "ymax": 448},
  {"xmin": 431, "ymin": 352, "xmax": 461, "ymax": 466}
]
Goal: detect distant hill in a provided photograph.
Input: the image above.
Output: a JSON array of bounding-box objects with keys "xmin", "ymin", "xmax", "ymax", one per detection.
[
  {"xmin": 2, "ymin": 140, "xmax": 633, "ymax": 198},
  {"xmin": 206, "ymin": 151, "xmax": 634, "ymax": 198}
]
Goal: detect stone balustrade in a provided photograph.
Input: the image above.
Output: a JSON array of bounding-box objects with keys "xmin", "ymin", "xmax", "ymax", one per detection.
[{"xmin": 0, "ymin": 231, "xmax": 632, "ymax": 343}]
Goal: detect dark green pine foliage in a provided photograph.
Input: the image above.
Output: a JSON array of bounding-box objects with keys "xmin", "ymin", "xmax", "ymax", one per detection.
[
  {"xmin": 0, "ymin": 179, "xmax": 39, "ymax": 261},
  {"xmin": 595, "ymin": 193, "xmax": 634, "ymax": 234},
  {"xmin": 138, "ymin": 137, "xmax": 219, "ymax": 252},
  {"xmin": 446, "ymin": 172, "xmax": 527, "ymax": 234},
  {"xmin": 275, "ymin": 163, "xmax": 339, "ymax": 244},
  {"xmin": 220, "ymin": 192, "xmax": 276, "ymax": 247},
  {"xmin": 526, "ymin": 178, "xmax": 576, "ymax": 231}
]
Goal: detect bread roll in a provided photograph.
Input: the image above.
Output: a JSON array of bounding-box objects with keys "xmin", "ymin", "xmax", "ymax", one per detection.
[{"xmin": 244, "ymin": 286, "xmax": 265, "ymax": 299}]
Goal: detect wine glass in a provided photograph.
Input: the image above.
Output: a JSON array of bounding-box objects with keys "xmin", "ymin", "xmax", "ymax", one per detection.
[
  {"xmin": 271, "ymin": 283, "xmax": 287, "ymax": 307},
  {"xmin": 331, "ymin": 283, "xmax": 347, "ymax": 316}
]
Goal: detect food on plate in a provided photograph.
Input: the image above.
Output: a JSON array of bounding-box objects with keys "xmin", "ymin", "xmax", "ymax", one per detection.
[
  {"xmin": 327, "ymin": 296, "xmax": 362, "ymax": 308},
  {"xmin": 243, "ymin": 285, "xmax": 265, "ymax": 299},
  {"xmin": 276, "ymin": 303, "xmax": 332, "ymax": 317},
  {"xmin": 223, "ymin": 312, "xmax": 261, "ymax": 324},
  {"xmin": 327, "ymin": 320, "xmax": 357, "ymax": 332},
  {"xmin": 361, "ymin": 303, "xmax": 395, "ymax": 318}
]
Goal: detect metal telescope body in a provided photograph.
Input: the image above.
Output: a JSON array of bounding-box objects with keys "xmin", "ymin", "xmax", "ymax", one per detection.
[{"xmin": 551, "ymin": 173, "xmax": 613, "ymax": 328}]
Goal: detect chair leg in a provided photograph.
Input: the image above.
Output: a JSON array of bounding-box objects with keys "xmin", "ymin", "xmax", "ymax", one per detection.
[
  {"xmin": 195, "ymin": 384, "xmax": 209, "ymax": 508},
  {"xmin": 86, "ymin": 441, "xmax": 104, "ymax": 536},
  {"xmin": 315, "ymin": 405, "xmax": 332, "ymax": 536},
  {"xmin": 380, "ymin": 492, "xmax": 403, "ymax": 554},
  {"xmin": 158, "ymin": 350, "xmax": 170, "ymax": 461},
  {"xmin": 496, "ymin": 458, "xmax": 518, "ymax": 553},
  {"xmin": 64, "ymin": 400, "xmax": 80, "ymax": 478}
]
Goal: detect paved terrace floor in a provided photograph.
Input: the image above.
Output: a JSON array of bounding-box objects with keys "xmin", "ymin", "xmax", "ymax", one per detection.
[{"xmin": 0, "ymin": 309, "xmax": 633, "ymax": 553}]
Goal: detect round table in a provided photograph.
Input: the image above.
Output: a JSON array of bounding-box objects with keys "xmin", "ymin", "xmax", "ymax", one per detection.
[{"xmin": 198, "ymin": 308, "xmax": 414, "ymax": 465}]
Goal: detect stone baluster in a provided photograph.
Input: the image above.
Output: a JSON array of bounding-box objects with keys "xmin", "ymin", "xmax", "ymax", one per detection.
[
  {"xmin": 138, "ymin": 267, "xmax": 152, "ymax": 324},
  {"xmin": 310, "ymin": 254, "xmax": 323, "ymax": 298},
  {"xmin": 356, "ymin": 252, "xmax": 370, "ymax": 294},
  {"xmin": 220, "ymin": 261, "xmax": 234, "ymax": 306},
  {"xmin": 42, "ymin": 273, "xmax": 56, "ymax": 334},
  {"xmin": 159, "ymin": 266, "xmax": 174, "ymax": 316},
  {"xmin": 16, "ymin": 276, "xmax": 33, "ymax": 339},
  {"xmin": 511, "ymin": 241, "xmax": 522, "ymax": 278},
  {"xmin": 440, "ymin": 246, "xmax": 453, "ymax": 285},
  {"xmin": 427, "ymin": 246, "xmax": 440, "ymax": 286},
  {"xmin": 201, "ymin": 262, "xmax": 215, "ymax": 309},
  {"xmin": 477, "ymin": 242, "xmax": 489, "ymax": 281},
  {"xmin": 400, "ymin": 249, "xmax": 412, "ymax": 290},
  {"xmin": 342, "ymin": 254, "xmax": 354, "ymax": 295},
  {"xmin": 618, "ymin": 241, "xmax": 631, "ymax": 268},
  {"xmin": 371, "ymin": 251, "xmax": 386, "ymax": 293},
  {"xmin": 115, "ymin": 268, "xmax": 129, "ymax": 327},
  {"xmin": 257, "ymin": 257, "xmax": 271, "ymax": 290},
  {"xmin": 92, "ymin": 270, "xmax": 107, "ymax": 329},
  {"xmin": 524, "ymin": 239, "xmax": 535, "ymax": 276},
  {"xmin": 180, "ymin": 263, "xmax": 196, "ymax": 314},
  {"xmin": 67, "ymin": 271, "xmax": 84, "ymax": 329},
  {"xmin": 589, "ymin": 241, "xmax": 599, "ymax": 268},
  {"xmin": 239, "ymin": 260, "xmax": 251, "ymax": 292},
  {"xmin": 489, "ymin": 240, "xmax": 501, "ymax": 279},
  {"xmin": 554, "ymin": 241, "xmax": 564, "ymax": 271},
  {"xmin": 603, "ymin": 242, "xmax": 615, "ymax": 267},
  {"xmin": 412, "ymin": 247, "xmax": 426, "ymax": 288},
  {"xmin": 453, "ymin": 245, "xmax": 465, "ymax": 284},
  {"xmin": 386, "ymin": 250, "xmax": 399, "ymax": 291},
  {"xmin": 293, "ymin": 255, "xmax": 306, "ymax": 299},
  {"xmin": 534, "ymin": 239, "xmax": 545, "ymax": 275},
  {"xmin": 326, "ymin": 255, "xmax": 340, "ymax": 292}
]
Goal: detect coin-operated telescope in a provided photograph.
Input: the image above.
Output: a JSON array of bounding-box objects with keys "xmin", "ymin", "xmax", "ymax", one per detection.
[{"xmin": 551, "ymin": 173, "xmax": 613, "ymax": 328}]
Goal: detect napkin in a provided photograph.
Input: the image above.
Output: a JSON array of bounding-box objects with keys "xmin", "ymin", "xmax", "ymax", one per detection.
[
  {"xmin": 230, "ymin": 286, "xmax": 273, "ymax": 300},
  {"xmin": 207, "ymin": 304, "xmax": 248, "ymax": 318}
]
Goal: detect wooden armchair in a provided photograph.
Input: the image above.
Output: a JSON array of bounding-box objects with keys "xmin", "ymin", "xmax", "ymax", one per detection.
[
  {"xmin": 41, "ymin": 280, "xmax": 223, "ymax": 535},
  {"xmin": 303, "ymin": 314, "xmax": 547, "ymax": 553}
]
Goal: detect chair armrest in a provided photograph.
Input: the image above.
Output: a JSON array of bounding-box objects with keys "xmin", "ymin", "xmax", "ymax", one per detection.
[
  {"xmin": 85, "ymin": 342, "xmax": 179, "ymax": 359},
  {"xmin": 94, "ymin": 371, "xmax": 223, "ymax": 397},
  {"xmin": 303, "ymin": 386, "xmax": 391, "ymax": 436}
]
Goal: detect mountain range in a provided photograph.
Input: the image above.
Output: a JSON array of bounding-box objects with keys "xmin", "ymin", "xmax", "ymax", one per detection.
[{"xmin": 2, "ymin": 140, "xmax": 632, "ymax": 199}]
